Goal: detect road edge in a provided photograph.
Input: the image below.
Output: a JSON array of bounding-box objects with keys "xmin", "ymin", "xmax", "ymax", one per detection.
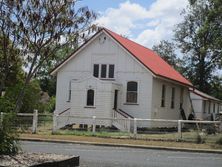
[{"xmin": 20, "ymin": 137, "xmax": 222, "ymax": 154}]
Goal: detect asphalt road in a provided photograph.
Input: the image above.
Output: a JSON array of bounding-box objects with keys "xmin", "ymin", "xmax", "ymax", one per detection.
[{"xmin": 21, "ymin": 141, "xmax": 222, "ymax": 167}]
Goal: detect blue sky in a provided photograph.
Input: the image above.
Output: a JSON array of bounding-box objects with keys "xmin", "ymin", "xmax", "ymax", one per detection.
[
  {"xmin": 76, "ymin": 1, "xmax": 222, "ymax": 77},
  {"xmin": 77, "ymin": 0, "xmax": 188, "ymax": 48},
  {"xmin": 78, "ymin": 0, "xmax": 155, "ymax": 11}
]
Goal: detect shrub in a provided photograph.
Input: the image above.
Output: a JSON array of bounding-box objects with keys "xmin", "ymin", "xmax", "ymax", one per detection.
[
  {"xmin": 216, "ymin": 137, "xmax": 222, "ymax": 145},
  {"xmin": 205, "ymin": 125, "xmax": 216, "ymax": 135},
  {"xmin": 38, "ymin": 96, "xmax": 55, "ymax": 113},
  {"xmin": 0, "ymin": 97, "xmax": 20, "ymax": 155},
  {"xmin": 196, "ymin": 133, "xmax": 206, "ymax": 144}
]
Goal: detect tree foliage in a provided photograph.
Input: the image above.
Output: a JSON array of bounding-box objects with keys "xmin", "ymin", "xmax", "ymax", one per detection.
[
  {"xmin": 5, "ymin": 80, "xmax": 41, "ymax": 113},
  {"xmin": 0, "ymin": 0, "xmax": 97, "ymax": 112},
  {"xmin": 0, "ymin": 36, "xmax": 23, "ymax": 96},
  {"xmin": 0, "ymin": 98, "xmax": 19, "ymax": 155},
  {"xmin": 174, "ymin": 0, "xmax": 222, "ymax": 92},
  {"xmin": 37, "ymin": 46, "xmax": 75, "ymax": 97}
]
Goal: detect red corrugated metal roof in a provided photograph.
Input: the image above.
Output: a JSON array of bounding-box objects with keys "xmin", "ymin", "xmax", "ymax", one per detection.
[{"xmin": 104, "ymin": 28, "xmax": 192, "ymax": 86}]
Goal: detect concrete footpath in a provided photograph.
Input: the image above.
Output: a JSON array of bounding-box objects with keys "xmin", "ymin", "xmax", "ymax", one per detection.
[{"xmin": 20, "ymin": 136, "xmax": 222, "ymax": 154}]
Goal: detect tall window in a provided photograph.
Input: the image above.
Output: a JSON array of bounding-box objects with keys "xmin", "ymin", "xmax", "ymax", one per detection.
[
  {"xmin": 67, "ymin": 81, "xmax": 71, "ymax": 102},
  {"xmin": 126, "ymin": 81, "xmax": 138, "ymax": 103},
  {"xmin": 87, "ymin": 89, "xmax": 94, "ymax": 106},
  {"xmin": 180, "ymin": 88, "xmax": 184, "ymax": 108},
  {"xmin": 101, "ymin": 64, "xmax": 107, "ymax": 78},
  {"xmin": 108, "ymin": 64, "xmax": 114, "ymax": 78},
  {"xmin": 208, "ymin": 101, "xmax": 211, "ymax": 114},
  {"xmin": 213, "ymin": 103, "xmax": 215, "ymax": 113},
  {"xmin": 218, "ymin": 104, "xmax": 220, "ymax": 113},
  {"xmin": 93, "ymin": 64, "xmax": 99, "ymax": 78},
  {"xmin": 171, "ymin": 87, "xmax": 175, "ymax": 109},
  {"xmin": 203, "ymin": 101, "xmax": 206, "ymax": 113},
  {"xmin": 161, "ymin": 85, "xmax": 166, "ymax": 107}
]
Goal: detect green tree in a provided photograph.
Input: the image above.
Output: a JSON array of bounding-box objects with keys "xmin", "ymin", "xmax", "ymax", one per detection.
[
  {"xmin": 174, "ymin": 0, "xmax": 222, "ymax": 92},
  {"xmin": 0, "ymin": 0, "xmax": 97, "ymax": 112},
  {"xmin": 0, "ymin": 97, "xmax": 19, "ymax": 155},
  {"xmin": 0, "ymin": 36, "xmax": 23, "ymax": 96},
  {"xmin": 37, "ymin": 46, "xmax": 75, "ymax": 97},
  {"xmin": 210, "ymin": 76, "xmax": 222, "ymax": 100},
  {"xmin": 5, "ymin": 80, "xmax": 41, "ymax": 113}
]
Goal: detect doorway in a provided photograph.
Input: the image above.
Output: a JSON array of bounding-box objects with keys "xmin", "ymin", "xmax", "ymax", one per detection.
[{"xmin": 113, "ymin": 90, "xmax": 118, "ymax": 110}]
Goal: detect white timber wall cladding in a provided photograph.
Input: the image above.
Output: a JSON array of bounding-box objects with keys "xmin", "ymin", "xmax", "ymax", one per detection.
[
  {"xmin": 55, "ymin": 32, "xmax": 153, "ymax": 119},
  {"xmin": 151, "ymin": 78, "xmax": 191, "ymax": 120},
  {"xmin": 70, "ymin": 78, "xmax": 114, "ymax": 118}
]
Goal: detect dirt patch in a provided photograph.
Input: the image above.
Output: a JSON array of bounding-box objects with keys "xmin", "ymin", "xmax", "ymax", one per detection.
[{"xmin": 0, "ymin": 152, "xmax": 72, "ymax": 167}]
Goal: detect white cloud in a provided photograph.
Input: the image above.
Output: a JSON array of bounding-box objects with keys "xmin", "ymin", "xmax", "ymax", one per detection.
[
  {"xmin": 96, "ymin": 0, "xmax": 188, "ymax": 48},
  {"xmin": 96, "ymin": 1, "xmax": 149, "ymax": 37}
]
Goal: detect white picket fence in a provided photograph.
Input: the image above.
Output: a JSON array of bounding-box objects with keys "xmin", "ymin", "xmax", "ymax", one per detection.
[
  {"xmin": 1, "ymin": 111, "xmax": 221, "ymax": 140},
  {"xmin": 0, "ymin": 110, "xmax": 52, "ymax": 134}
]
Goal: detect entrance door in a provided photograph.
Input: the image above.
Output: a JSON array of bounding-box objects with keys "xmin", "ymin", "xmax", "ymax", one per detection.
[{"xmin": 114, "ymin": 90, "xmax": 118, "ymax": 110}]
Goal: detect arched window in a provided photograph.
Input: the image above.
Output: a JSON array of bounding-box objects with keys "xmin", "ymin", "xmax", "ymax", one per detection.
[
  {"xmin": 87, "ymin": 89, "xmax": 94, "ymax": 106},
  {"xmin": 126, "ymin": 81, "xmax": 138, "ymax": 103}
]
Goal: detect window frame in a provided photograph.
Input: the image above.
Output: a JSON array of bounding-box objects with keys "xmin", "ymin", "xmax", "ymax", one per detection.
[
  {"xmin": 180, "ymin": 87, "xmax": 184, "ymax": 108},
  {"xmin": 208, "ymin": 101, "xmax": 211, "ymax": 114},
  {"xmin": 67, "ymin": 81, "xmax": 71, "ymax": 102},
  {"xmin": 171, "ymin": 87, "xmax": 175, "ymax": 109},
  {"xmin": 108, "ymin": 64, "xmax": 115, "ymax": 78},
  {"xmin": 126, "ymin": 81, "xmax": 138, "ymax": 104},
  {"xmin": 203, "ymin": 100, "xmax": 206, "ymax": 113},
  {"xmin": 93, "ymin": 64, "xmax": 99, "ymax": 78},
  {"xmin": 161, "ymin": 84, "xmax": 166, "ymax": 107},
  {"xmin": 100, "ymin": 64, "xmax": 107, "ymax": 78},
  {"xmin": 213, "ymin": 103, "xmax": 215, "ymax": 113},
  {"xmin": 86, "ymin": 89, "xmax": 95, "ymax": 107},
  {"xmin": 93, "ymin": 64, "xmax": 115, "ymax": 79}
]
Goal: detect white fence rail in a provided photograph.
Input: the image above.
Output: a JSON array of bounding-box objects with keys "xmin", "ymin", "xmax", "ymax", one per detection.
[
  {"xmin": 0, "ymin": 111, "xmax": 221, "ymax": 141},
  {"xmin": 0, "ymin": 111, "xmax": 53, "ymax": 134}
]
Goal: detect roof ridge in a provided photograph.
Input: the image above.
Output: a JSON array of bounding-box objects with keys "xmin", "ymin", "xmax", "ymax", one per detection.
[{"xmin": 102, "ymin": 27, "xmax": 192, "ymax": 87}]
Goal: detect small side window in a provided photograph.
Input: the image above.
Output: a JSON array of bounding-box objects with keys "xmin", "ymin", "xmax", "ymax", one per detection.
[
  {"xmin": 161, "ymin": 85, "xmax": 166, "ymax": 107},
  {"xmin": 101, "ymin": 64, "xmax": 107, "ymax": 78},
  {"xmin": 93, "ymin": 64, "xmax": 99, "ymax": 78},
  {"xmin": 208, "ymin": 101, "xmax": 211, "ymax": 114},
  {"xmin": 203, "ymin": 101, "xmax": 206, "ymax": 113},
  {"xmin": 87, "ymin": 89, "xmax": 94, "ymax": 106},
  {"xmin": 109, "ymin": 64, "xmax": 114, "ymax": 78},
  {"xmin": 67, "ymin": 81, "xmax": 71, "ymax": 102},
  {"xmin": 213, "ymin": 103, "xmax": 215, "ymax": 113},
  {"xmin": 171, "ymin": 87, "xmax": 175, "ymax": 109}
]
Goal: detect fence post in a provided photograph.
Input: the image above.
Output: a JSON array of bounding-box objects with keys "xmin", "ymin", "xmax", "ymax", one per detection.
[
  {"xmin": 92, "ymin": 116, "xmax": 96, "ymax": 134},
  {"xmin": 52, "ymin": 114, "xmax": 58, "ymax": 134},
  {"xmin": 32, "ymin": 109, "xmax": 38, "ymax": 134},
  {"xmin": 219, "ymin": 121, "xmax": 222, "ymax": 133},
  {"xmin": 133, "ymin": 118, "xmax": 137, "ymax": 137},
  {"xmin": 127, "ymin": 118, "xmax": 131, "ymax": 133},
  {"xmin": 177, "ymin": 120, "xmax": 182, "ymax": 140},
  {"xmin": 0, "ymin": 112, "xmax": 3, "ymax": 129}
]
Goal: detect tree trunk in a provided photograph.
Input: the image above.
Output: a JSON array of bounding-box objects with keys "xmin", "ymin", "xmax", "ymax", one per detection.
[
  {"xmin": 14, "ymin": 75, "xmax": 31, "ymax": 113},
  {"xmin": 0, "ymin": 80, "xmax": 5, "ymax": 96}
]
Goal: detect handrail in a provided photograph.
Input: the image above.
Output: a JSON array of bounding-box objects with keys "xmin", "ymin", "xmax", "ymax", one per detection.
[
  {"xmin": 58, "ymin": 108, "xmax": 71, "ymax": 115},
  {"xmin": 117, "ymin": 109, "xmax": 134, "ymax": 118}
]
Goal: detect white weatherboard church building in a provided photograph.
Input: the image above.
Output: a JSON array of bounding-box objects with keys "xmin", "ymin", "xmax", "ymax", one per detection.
[
  {"xmin": 190, "ymin": 89, "xmax": 222, "ymax": 120},
  {"xmin": 51, "ymin": 28, "xmax": 193, "ymax": 131}
]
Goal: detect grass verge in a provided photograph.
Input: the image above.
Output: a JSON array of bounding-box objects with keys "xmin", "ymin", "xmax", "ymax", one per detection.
[{"xmin": 20, "ymin": 133, "xmax": 222, "ymax": 151}]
